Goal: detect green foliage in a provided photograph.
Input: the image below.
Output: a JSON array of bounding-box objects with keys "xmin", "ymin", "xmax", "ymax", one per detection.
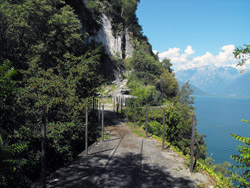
[
  {"xmin": 148, "ymin": 121, "xmax": 162, "ymax": 136},
  {"xmin": 0, "ymin": 0, "xmax": 104, "ymax": 186},
  {"xmin": 0, "ymin": 60, "xmax": 17, "ymax": 98},
  {"xmin": 86, "ymin": 0, "xmax": 140, "ymax": 36},
  {"xmin": 161, "ymin": 58, "xmax": 173, "ymax": 73},
  {"xmin": 0, "ymin": 59, "xmax": 19, "ymax": 135},
  {"xmin": 98, "ymin": 83, "xmax": 116, "ymax": 96},
  {"xmin": 175, "ymin": 82, "xmax": 205, "ymax": 158},
  {"xmin": 178, "ymin": 81, "xmax": 195, "ymax": 108},
  {"xmin": 230, "ymin": 120, "xmax": 250, "ymax": 187},
  {"xmin": 125, "ymin": 100, "xmax": 206, "ymax": 159},
  {"xmin": 120, "ymin": 0, "xmax": 138, "ymax": 24},
  {"xmin": 126, "ymin": 38, "xmax": 206, "ymax": 160},
  {"xmin": 0, "ymin": 0, "xmax": 83, "ymax": 71},
  {"xmin": 157, "ymin": 70, "xmax": 179, "ymax": 100},
  {"xmin": 131, "ymin": 126, "xmax": 145, "ymax": 137},
  {"xmin": 128, "ymin": 78, "xmax": 159, "ymax": 105},
  {"xmin": 0, "ymin": 134, "xmax": 28, "ymax": 188},
  {"xmin": 233, "ymin": 44, "xmax": 250, "ymax": 67},
  {"xmin": 5, "ymin": 119, "xmax": 93, "ymax": 188},
  {"xmin": 87, "ymin": 0, "xmax": 101, "ymax": 14},
  {"xmin": 108, "ymin": 0, "xmax": 139, "ymax": 29},
  {"xmin": 164, "ymin": 106, "xmax": 180, "ymax": 146},
  {"xmin": 128, "ymin": 48, "xmax": 162, "ymax": 85},
  {"xmin": 126, "ymin": 44, "xmax": 205, "ymax": 157},
  {"xmin": 46, "ymin": 122, "xmax": 87, "ymax": 171},
  {"xmin": 18, "ymin": 46, "xmax": 104, "ymax": 125},
  {"xmin": 232, "ymin": 43, "xmax": 250, "ymax": 187},
  {"xmin": 198, "ymin": 158, "xmax": 233, "ymax": 187}
]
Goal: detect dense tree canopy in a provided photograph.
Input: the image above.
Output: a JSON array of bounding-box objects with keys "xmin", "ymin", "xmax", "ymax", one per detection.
[
  {"xmin": 127, "ymin": 48, "xmax": 162, "ymax": 85},
  {"xmin": 0, "ymin": 0, "xmax": 104, "ymax": 187},
  {"xmin": 161, "ymin": 58, "xmax": 173, "ymax": 73},
  {"xmin": 157, "ymin": 70, "xmax": 178, "ymax": 100}
]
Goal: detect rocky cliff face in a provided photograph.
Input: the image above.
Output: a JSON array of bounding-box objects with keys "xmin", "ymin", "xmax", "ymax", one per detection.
[
  {"xmin": 88, "ymin": 14, "xmax": 134, "ymax": 59},
  {"xmin": 66, "ymin": 1, "xmax": 135, "ymax": 59},
  {"xmin": 66, "ymin": 0, "xmax": 136, "ymax": 82}
]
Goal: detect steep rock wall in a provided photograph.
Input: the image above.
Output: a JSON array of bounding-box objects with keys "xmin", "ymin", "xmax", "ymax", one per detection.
[
  {"xmin": 88, "ymin": 14, "xmax": 134, "ymax": 59},
  {"xmin": 125, "ymin": 31, "xmax": 134, "ymax": 58},
  {"xmin": 68, "ymin": 1, "xmax": 134, "ymax": 82},
  {"xmin": 66, "ymin": 0, "xmax": 136, "ymax": 59},
  {"xmin": 93, "ymin": 14, "xmax": 122, "ymax": 57}
]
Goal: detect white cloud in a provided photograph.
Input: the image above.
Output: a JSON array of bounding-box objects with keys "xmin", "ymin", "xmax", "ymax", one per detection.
[
  {"xmin": 215, "ymin": 45, "xmax": 236, "ymax": 66},
  {"xmin": 184, "ymin": 45, "xmax": 195, "ymax": 55},
  {"xmin": 192, "ymin": 52, "xmax": 215, "ymax": 67},
  {"xmin": 157, "ymin": 45, "xmax": 241, "ymax": 71},
  {"xmin": 158, "ymin": 47, "xmax": 180, "ymax": 60}
]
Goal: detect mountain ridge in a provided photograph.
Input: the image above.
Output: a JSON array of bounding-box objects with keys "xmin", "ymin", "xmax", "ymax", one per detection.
[{"xmin": 175, "ymin": 65, "xmax": 250, "ymax": 96}]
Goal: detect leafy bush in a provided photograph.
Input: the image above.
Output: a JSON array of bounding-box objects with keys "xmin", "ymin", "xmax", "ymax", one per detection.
[
  {"xmin": 128, "ymin": 78, "xmax": 159, "ymax": 105},
  {"xmin": 128, "ymin": 49, "xmax": 162, "ymax": 85},
  {"xmin": 0, "ymin": 135, "xmax": 28, "ymax": 188},
  {"xmin": 230, "ymin": 120, "xmax": 250, "ymax": 187},
  {"xmin": 198, "ymin": 158, "xmax": 233, "ymax": 187},
  {"xmin": 157, "ymin": 70, "xmax": 179, "ymax": 100},
  {"xmin": 148, "ymin": 121, "xmax": 162, "ymax": 136}
]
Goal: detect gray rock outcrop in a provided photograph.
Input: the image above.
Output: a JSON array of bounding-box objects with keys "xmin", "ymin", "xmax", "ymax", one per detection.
[{"xmin": 88, "ymin": 14, "xmax": 134, "ymax": 59}]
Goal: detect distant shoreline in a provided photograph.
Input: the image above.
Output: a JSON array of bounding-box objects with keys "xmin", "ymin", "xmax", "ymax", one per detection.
[{"xmin": 192, "ymin": 94, "xmax": 250, "ymax": 99}]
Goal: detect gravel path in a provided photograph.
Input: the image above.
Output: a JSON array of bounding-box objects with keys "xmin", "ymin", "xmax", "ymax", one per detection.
[{"xmin": 47, "ymin": 103, "xmax": 213, "ymax": 188}]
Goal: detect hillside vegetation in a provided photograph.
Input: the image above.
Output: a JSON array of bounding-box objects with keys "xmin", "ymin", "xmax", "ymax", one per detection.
[
  {"xmin": 0, "ymin": 0, "xmax": 154, "ymax": 187},
  {"xmin": 0, "ymin": 0, "xmax": 232, "ymax": 187}
]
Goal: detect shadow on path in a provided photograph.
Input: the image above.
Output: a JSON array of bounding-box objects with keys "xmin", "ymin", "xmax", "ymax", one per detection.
[
  {"xmin": 47, "ymin": 104, "xmax": 196, "ymax": 188},
  {"xmin": 48, "ymin": 151, "xmax": 194, "ymax": 188}
]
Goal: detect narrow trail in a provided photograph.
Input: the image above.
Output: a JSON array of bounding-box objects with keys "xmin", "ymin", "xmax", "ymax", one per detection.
[{"xmin": 47, "ymin": 100, "xmax": 214, "ymax": 188}]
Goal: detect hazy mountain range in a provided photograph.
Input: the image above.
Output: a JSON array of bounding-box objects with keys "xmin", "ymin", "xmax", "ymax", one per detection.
[{"xmin": 175, "ymin": 65, "xmax": 250, "ymax": 96}]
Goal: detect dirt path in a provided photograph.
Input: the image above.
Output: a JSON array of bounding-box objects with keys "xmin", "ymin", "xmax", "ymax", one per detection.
[{"xmin": 47, "ymin": 102, "xmax": 213, "ymax": 188}]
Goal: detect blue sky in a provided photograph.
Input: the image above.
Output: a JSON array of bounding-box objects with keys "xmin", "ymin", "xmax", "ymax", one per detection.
[{"xmin": 136, "ymin": 0, "xmax": 250, "ymax": 71}]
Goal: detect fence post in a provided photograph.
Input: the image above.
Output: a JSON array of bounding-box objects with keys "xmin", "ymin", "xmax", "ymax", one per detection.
[
  {"xmin": 190, "ymin": 115, "xmax": 195, "ymax": 172},
  {"xmin": 126, "ymin": 98, "xmax": 128, "ymax": 121},
  {"xmin": 102, "ymin": 104, "xmax": 104, "ymax": 141},
  {"xmin": 121, "ymin": 96, "xmax": 123, "ymax": 113},
  {"xmin": 98, "ymin": 102, "xmax": 101, "ymax": 122},
  {"xmin": 118, "ymin": 95, "xmax": 120, "ymax": 112},
  {"xmin": 85, "ymin": 106, "xmax": 88, "ymax": 156},
  {"xmin": 96, "ymin": 99, "xmax": 98, "ymax": 115},
  {"xmin": 162, "ymin": 108, "xmax": 166, "ymax": 151},
  {"xmin": 41, "ymin": 116, "xmax": 46, "ymax": 188},
  {"xmin": 145, "ymin": 104, "xmax": 149, "ymax": 137},
  {"xmin": 94, "ymin": 99, "xmax": 96, "ymax": 110},
  {"xmin": 117, "ymin": 96, "xmax": 119, "ymax": 113},
  {"xmin": 134, "ymin": 101, "xmax": 136, "ymax": 127},
  {"xmin": 117, "ymin": 103, "xmax": 119, "ymax": 113},
  {"xmin": 92, "ymin": 97, "xmax": 95, "ymax": 111}
]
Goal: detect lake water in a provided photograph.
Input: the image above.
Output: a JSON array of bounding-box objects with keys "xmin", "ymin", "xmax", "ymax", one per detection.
[{"xmin": 194, "ymin": 96, "xmax": 250, "ymax": 164}]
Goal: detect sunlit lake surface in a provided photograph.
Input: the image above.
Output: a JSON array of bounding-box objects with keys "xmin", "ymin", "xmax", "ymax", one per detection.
[{"xmin": 194, "ymin": 96, "xmax": 250, "ymax": 164}]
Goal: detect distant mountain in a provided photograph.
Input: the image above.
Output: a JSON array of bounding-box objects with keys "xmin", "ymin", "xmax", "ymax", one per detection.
[
  {"xmin": 221, "ymin": 71, "xmax": 250, "ymax": 96},
  {"xmin": 178, "ymin": 81, "xmax": 209, "ymax": 96},
  {"xmin": 175, "ymin": 65, "xmax": 247, "ymax": 96}
]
